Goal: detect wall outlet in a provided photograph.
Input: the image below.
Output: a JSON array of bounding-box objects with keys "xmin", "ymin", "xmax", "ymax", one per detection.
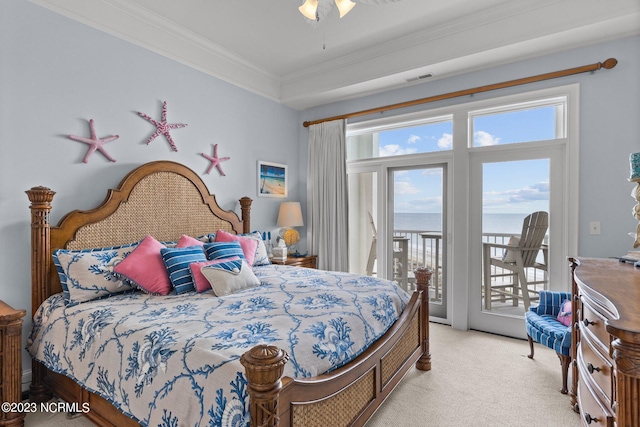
[{"xmin": 589, "ymin": 221, "xmax": 601, "ymax": 235}]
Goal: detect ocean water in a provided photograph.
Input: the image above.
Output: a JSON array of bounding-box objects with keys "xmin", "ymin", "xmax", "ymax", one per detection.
[{"xmin": 394, "ymin": 212, "xmax": 528, "ymax": 235}]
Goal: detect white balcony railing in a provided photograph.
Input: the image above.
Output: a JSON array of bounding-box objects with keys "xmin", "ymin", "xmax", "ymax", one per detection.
[{"xmin": 392, "ymin": 230, "xmax": 548, "ymax": 305}]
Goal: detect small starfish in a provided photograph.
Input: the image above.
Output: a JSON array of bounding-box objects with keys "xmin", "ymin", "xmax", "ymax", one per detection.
[
  {"xmin": 137, "ymin": 100, "xmax": 187, "ymax": 152},
  {"xmin": 201, "ymin": 144, "xmax": 230, "ymax": 176},
  {"xmin": 68, "ymin": 119, "xmax": 119, "ymax": 163}
]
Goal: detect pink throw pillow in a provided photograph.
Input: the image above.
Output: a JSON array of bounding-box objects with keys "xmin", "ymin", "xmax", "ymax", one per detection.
[
  {"xmin": 557, "ymin": 300, "xmax": 572, "ymax": 327},
  {"xmin": 177, "ymin": 234, "xmax": 205, "ymax": 248},
  {"xmin": 189, "ymin": 256, "xmax": 241, "ymax": 292},
  {"xmin": 114, "ymin": 235, "xmax": 172, "ymax": 295},
  {"xmin": 215, "ymin": 229, "xmax": 258, "ymax": 267}
]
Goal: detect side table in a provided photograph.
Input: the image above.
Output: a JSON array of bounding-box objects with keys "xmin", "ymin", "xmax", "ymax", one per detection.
[
  {"xmin": 0, "ymin": 301, "xmax": 26, "ymax": 427},
  {"xmin": 269, "ymin": 255, "xmax": 317, "ymax": 269}
]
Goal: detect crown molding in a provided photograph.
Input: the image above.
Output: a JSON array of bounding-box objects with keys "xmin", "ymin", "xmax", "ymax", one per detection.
[
  {"xmin": 29, "ymin": 0, "xmax": 640, "ymax": 110},
  {"xmin": 30, "ymin": 0, "xmax": 283, "ymax": 102}
]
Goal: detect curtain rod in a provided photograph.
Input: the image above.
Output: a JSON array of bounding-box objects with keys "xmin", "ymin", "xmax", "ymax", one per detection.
[{"xmin": 302, "ymin": 58, "xmax": 618, "ymax": 128}]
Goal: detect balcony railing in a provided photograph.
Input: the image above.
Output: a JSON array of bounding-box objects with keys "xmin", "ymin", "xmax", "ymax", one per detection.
[{"xmin": 392, "ymin": 230, "xmax": 548, "ymax": 305}]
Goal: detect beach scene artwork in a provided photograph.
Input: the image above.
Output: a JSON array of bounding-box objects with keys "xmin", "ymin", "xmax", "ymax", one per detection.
[{"xmin": 258, "ymin": 161, "xmax": 287, "ymax": 197}]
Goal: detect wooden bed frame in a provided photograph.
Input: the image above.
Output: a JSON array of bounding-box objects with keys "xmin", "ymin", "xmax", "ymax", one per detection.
[{"xmin": 26, "ymin": 160, "xmax": 431, "ymax": 427}]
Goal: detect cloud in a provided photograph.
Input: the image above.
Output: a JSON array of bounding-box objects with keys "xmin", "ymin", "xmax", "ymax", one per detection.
[
  {"xmin": 483, "ymin": 181, "xmax": 549, "ymax": 206},
  {"xmin": 474, "ymin": 130, "xmax": 500, "ymax": 146},
  {"xmin": 438, "ymin": 133, "xmax": 452, "ymax": 149},
  {"xmin": 395, "ymin": 196, "xmax": 443, "ymax": 213},
  {"xmin": 407, "ymin": 135, "xmax": 421, "ymax": 144},
  {"xmin": 380, "ymin": 144, "xmax": 418, "ymax": 157},
  {"xmin": 395, "ymin": 180, "xmax": 421, "ymax": 195}
]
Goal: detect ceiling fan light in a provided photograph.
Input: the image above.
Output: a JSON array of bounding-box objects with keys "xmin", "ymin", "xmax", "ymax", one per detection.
[
  {"xmin": 335, "ymin": 0, "xmax": 356, "ymax": 18},
  {"xmin": 299, "ymin": 0, "xmax": 319, "ymax": 20}
]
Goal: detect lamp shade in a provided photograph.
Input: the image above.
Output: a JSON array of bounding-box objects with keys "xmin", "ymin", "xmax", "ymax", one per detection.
[
  {"xmin": 335, "ymin": 0, "xmax": 356, "ymax": 18},
  {"xmin": 277, "ymin": 202, "xmax": 304, "ymax": 227},
  {"xmin": 298, "ymin": 0, "xmax": 319, "ymax": 20}
]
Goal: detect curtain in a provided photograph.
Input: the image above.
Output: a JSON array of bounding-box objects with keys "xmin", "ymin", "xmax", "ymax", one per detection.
[{"xmin": 307, "ymin": 119, "xmax": 348, "ymax": 271}]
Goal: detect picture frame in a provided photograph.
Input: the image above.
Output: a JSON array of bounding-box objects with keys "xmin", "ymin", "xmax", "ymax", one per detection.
[{"xmin": 258, "ymin": 161, "xmax": 287, "ymax": 198}]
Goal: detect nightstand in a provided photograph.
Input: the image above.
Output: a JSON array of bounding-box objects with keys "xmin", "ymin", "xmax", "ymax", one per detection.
[
  {"xmin": 0, "ymin": 301, "xmax": 26, "ymax": 427},
  {"xmin": 270, "ymin": 255, "xmax": 317, "ymax": 269}
]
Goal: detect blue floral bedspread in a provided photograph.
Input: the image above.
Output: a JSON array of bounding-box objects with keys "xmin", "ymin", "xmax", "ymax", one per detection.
[{"xmin": 27, "ymin": 265, "xmax": 409, "ymax": 427}]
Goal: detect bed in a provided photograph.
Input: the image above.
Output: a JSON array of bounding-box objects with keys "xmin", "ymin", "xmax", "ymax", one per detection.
[{"xmin": 26, "ymin": 160, "xmax": 431, "ymax": 427}]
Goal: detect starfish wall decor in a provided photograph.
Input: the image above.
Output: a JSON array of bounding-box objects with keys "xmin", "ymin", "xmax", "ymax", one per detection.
[
  {"xmin": 137, "ymin": 100, "xmax": 187, "ymax": 152},
  {"xmin": 68, "ymin": 119, "xmax": 119, "ymax": 163},
  {"xmin": 201, "ymin": 144, "xmax": 230, "ymax": 176}
]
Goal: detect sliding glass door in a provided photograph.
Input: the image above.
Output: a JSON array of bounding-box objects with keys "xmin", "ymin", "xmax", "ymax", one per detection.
[
  {"xmin": 390, "ymin": 166, "xmax": 447, "ymax": 318},
  {"xmin": 346, "ymin": 85, "xmax": 578, "ymax": 334}
]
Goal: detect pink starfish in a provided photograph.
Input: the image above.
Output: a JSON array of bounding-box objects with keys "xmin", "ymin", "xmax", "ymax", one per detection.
[
  {"xmin": 68, "ymin": 119, "xmax": 119, "ymax": 163},
  {"xmin": 137, "ymin": 100, "xmax": 187, "ymax": 152},
  {"xmin": 201, "ymin": 144, "xmax": 230, "ymax": 176}
]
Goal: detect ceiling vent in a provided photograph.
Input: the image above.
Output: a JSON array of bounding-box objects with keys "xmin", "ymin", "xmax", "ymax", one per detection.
[{"xmin": 406, "ymin": 73, "xmax": 433, "ymax": 83}]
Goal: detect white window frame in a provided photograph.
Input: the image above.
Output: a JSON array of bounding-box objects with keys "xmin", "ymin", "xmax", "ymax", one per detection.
[{"xmin": 346, "ymin": 84, "xmax": 579, "ymax": 333}]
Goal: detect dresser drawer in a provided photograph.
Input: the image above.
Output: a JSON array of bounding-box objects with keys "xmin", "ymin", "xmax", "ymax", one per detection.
[
  {"xmin": 577, "ymin": 377, "xmax": 614, "ymax": 427},
  {"xmin": 577, "ymin": 341, "xmax": 613, "ymax": 406},
  {"xmin": 579, "ymin": 297, "xmax": 611, "ymax": 356}
]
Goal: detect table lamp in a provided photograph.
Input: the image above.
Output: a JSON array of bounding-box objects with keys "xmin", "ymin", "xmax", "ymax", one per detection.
[{"xmin": 277, "ymin": 201, "xmax": 304, "ymax": 254}]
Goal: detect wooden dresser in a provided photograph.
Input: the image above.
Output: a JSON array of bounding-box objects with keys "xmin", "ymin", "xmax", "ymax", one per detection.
[
  {"xmin": 269, "ymin": 255, "xmax": 317, "ymax": 269},
  {"xmin": 0, "ymin": 301, "xmax": 26, "ymax": 427},
  {"xmin": 569, "ymin": 257, "xmax": 640, "ymax": 427}
]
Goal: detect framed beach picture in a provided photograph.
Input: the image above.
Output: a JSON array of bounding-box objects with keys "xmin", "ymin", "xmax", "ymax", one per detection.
[{"xmin": 258, "ymin": 161, "xmax": 287, "ymax": 198}]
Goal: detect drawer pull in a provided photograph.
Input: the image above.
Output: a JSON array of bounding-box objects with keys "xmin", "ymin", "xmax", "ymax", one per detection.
[
  {"xmin": 583, "ymin": 318, "xmax": 595, "ymax": 327},
  {"xmin": 587, "ymin": 363, "xmax": 601, "ymax": 374},
  {"xmin": 585, "ymin": 413, "xmax": 599, "ymax": 424}
]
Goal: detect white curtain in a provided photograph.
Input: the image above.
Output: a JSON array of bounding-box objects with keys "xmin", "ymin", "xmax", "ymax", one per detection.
[{"xmin": 307, "ymin": 119, "xmax": 348, "ymax": 271}]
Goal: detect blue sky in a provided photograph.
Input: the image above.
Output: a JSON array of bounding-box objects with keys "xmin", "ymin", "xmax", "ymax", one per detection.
[{"xmin": 381, "ymin": 106, "xmax": 554, "ymax": 214}]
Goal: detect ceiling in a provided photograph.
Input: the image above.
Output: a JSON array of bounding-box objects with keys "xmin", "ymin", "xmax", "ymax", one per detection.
[{"xmin": 31, "ymin": 0, "xmax": 640, "ymax": 110}]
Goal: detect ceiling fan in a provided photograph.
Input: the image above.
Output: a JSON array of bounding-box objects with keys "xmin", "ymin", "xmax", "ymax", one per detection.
[{"xmin": 298, "ymin": 0, "xmax": 404, "ymax": 24}]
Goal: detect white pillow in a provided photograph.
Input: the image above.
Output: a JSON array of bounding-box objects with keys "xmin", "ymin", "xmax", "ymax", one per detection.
[
  {"xmin": 242, "ymin": 231, "xmax": 271, "ymax": 266},
  {"xmin": 502, "ymin": 236, "xmax": 520, "ymax": 263},
  {"xmin": 201, "ymin": 259, "xmax": 260, "ymax": 296}
]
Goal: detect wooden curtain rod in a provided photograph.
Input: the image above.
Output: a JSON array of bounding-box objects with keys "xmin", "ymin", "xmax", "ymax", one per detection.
[{"xmin": 302, "ymin": 58, "xmax": 618, "ymax": 128}]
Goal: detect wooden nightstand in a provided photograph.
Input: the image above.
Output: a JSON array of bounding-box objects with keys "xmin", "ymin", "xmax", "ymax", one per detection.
[
  {"xmin": 0, "ymin": 301, "xmax": 26, "ymax": 427},
  {"xmin": 270, "ymin": 255, "xmax": 317, "ymax": 269}
]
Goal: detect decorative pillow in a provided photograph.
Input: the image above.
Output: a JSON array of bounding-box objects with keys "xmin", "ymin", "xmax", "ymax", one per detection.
[
  {"xmin": 201, "ymin": 258, "xmax": 261, "ymax": 296},
  {"xmin": 114, "ymin": 235, "xmax": 172, "ymax": 295},
  {"xmin": 189, "ymin": 256, "xmax": 241, "ymax": 292},
  {"xmin": 502, "ymin": 236, "xmax": 521, "ymax": 263},
  {"xmin": 242, "ymin": 231, "xmax": 271, "ymax": 266},
  {"xmin": 177, "ymin": 234, "xmax": 206, "ymax": 247},
  {"xmin": 214, "ymin": 229, "xmax": 259, "ymax": 267},
  {"xmin": 557, "ymin": 299, "xmax": 573, "ymax": 326},
  {"xmin": 52, "ymin": 242, "xmax": 139, "ymax": 306},
  {"xmin": 160, "ymin": 245, "xmax": 207, "ymax": 294},
  {"xmin": 204, "ymin": 240, "xmax": 247, "ymax": 262}
]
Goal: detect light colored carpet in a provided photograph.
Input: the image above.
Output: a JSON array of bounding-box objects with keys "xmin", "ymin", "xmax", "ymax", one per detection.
[{"xmin": 25, "ymin": 323, "xmax": 580, "ymax": 427}]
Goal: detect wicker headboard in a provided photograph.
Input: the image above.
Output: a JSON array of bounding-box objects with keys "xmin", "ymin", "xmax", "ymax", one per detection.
[{"xmin": 26, "ymin": 160, "xmax": 252, "ymax": 317}]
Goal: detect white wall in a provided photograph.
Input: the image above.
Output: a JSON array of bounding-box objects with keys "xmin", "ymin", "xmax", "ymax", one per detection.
[
  {"xmin": 1, "ymin": 1, "xmax": 303, "ymax": 375},
  {"xmin": 300, "ymin": 36, "xmax": 640, "ymax": 259}
]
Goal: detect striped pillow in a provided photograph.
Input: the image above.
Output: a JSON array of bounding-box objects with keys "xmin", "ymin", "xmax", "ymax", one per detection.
[
  {"xmin": 160, "ymin": 245, "xmax": 207, "ymax": 294},
  {"xmin": 203, "ymin": 241, "xmax": 246, "ymax": 262}
]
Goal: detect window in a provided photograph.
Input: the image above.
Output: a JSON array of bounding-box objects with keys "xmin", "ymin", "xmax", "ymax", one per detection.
[
  {"xmin": 345, "ymin": 84, "xmax": 578, "ymax": 337},
  {"xmin": 469, "ymin": 98, "xmax": 566, "ymax": 147},
  {"xmin": 346, "ymin": 116, "xmax": 452, "ymax": 161}
]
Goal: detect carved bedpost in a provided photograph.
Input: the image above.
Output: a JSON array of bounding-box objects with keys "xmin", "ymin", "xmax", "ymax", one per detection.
[
  {"xmin": 25, "ymin": 186, "xmax": 55, "ymax": 403},
  {"xmin": 240, "ymin": 197, "xmax": 253, "ymax": 234},
  {"xmin": 414, "ymin": 267, "xmax": 432, "ymax": 371},
  {"xmin": 240, "ymin": 345, "xmax": 289, "ymax": 427}
]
